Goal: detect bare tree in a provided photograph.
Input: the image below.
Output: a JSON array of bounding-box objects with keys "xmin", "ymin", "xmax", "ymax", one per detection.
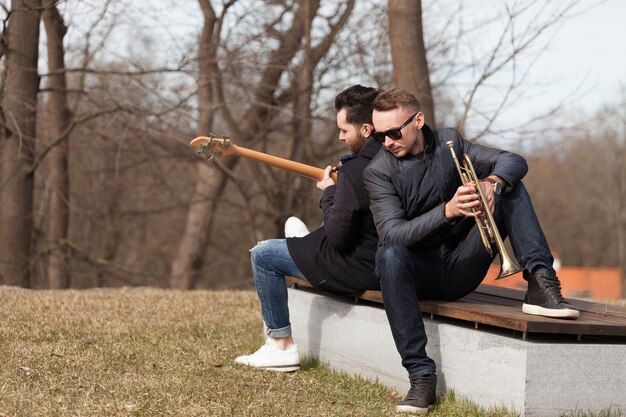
[
  {"xmin": 171, "ymin": 0, "xmax": 335, "ymax": 289},
  {"xmin": 387, "ymin": 0, "xmax": 436, "ymax": 127},
  {"xmin": 0, "ymin": 0, "xmax": 42, "ymax": 287},
  {"xmin": 384, "ymin": 0, "xmax": 585, "ymax": 142},
  {"xmin": 451, "ymin": 1, "xmax": 583, "ymax": 140},
  {"xmin": 0, "ymin": 0, "xmax": 606, "ymax": 292},
  {"xmin": 169, "ymin": 0, "xmax": 238, "ymax": 290},
  {"xmin": 41, "ymin": 0, "xmax": 72, "ymax": 288},
  {"xmin": 523, "ymin": 99, "xmax": 626, "ymax": 296}
]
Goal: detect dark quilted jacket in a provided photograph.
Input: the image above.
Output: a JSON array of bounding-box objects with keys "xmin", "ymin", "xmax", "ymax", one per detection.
[{"xmin": 363, "ymin": 126, "xmax": 528, "ymax": 248}]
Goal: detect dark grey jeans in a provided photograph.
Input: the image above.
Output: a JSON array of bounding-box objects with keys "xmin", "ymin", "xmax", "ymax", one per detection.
[{"xmin": 376, "ymin": 182, "xmax": 553, "ymax": 378}]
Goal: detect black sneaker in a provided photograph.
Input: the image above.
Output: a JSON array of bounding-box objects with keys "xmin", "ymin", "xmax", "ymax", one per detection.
[
  {"xmin": 396, "ymin": 374, "xmax": 437, "ymax": 414},
  {"xmin": 522, "ymin": 268, "xmax": 579, "ymax": 319}
]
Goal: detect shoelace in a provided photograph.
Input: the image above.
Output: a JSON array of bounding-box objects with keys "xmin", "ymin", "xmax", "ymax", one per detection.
[
  {"xmin": 540, "ymin": 274, "xmax": 566, "ymax": 303},
  {"xmin": 405, "ymin": 377, "xmax": 434, "ymax": 400}
]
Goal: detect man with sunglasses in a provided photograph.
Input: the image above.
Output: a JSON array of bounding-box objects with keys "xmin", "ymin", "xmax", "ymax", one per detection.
[
  {"xmin": 363, "ymin": 88, "xmax": 578, "ymax": 414},
  {"xmin": 234, "ymin": 85, "xmax": 382, "ymax": 372}
]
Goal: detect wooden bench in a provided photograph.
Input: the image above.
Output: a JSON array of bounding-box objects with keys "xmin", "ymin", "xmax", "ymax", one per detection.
[
  {"xmin": 286, "ymin": 276, "xmax": 626, "ymax": 341},
  {"xmin": 286, "ymin": 276, "xmax": 626, "ymax": 416}
]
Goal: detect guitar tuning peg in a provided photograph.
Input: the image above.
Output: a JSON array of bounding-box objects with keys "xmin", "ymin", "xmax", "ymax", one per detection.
[
  {"xmin": 197, "ymin": 147, "xmax": 217, "ymax": 162},
  {"xmin": 197, "ymin": 139, "xmax": 213, "ymax": 161}
]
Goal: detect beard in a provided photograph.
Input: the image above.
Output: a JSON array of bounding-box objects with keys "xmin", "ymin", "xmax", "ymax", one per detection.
[{"xmin": 347, "ymin": 132, "xmax": 368, "ymax": 154}]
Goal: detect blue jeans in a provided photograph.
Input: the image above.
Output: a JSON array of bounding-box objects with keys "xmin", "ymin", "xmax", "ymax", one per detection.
[
  {"xmin": 250, "ymin": 239, "xmax": 307, "ymax": 338},
  {"xmin": 377, "ymin": 182, "xmax": 553, "ymax": 378}
]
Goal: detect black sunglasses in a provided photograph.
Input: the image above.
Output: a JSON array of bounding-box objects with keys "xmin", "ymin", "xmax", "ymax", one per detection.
[{"xmin": 372, "ymin": 113, "xmax": 418, "ymax": 143}]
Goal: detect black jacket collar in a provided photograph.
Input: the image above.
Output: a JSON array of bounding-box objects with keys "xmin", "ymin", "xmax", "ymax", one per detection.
[
  {"xmin": 422, "ymin": 124, "xmax": 437, "ymax": 156},
  {"xmin": 339, "ymin": 137, "xmax": 382, "ymax": 164}
]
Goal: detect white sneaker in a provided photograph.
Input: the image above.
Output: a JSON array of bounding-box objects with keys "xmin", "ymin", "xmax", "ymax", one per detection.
[
  {"xmin": 234, "ymin": 338, "xmax": 300, "ymax": 372},
  {"xmin": 284, "ymin": 216, "xmax": 310, "ymax": 238}
]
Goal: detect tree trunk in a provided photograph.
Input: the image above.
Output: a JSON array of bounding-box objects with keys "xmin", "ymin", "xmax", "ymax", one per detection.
[
  {"xmin": 169, "ymin": 0, "xmax": 220, "ymax": 289},
  {"xmin": 171, "ymin": 1, "xmax": 319, "ymax": 289},
  {"xmin": 387, "ymin": 0, "xmax": 436, "ymax": 127},
  {"xmin": 42, "ymin": 1, "xmax": 72, "ymax": 289},
  {"xmin": 0, "ymin": 0, "xmax": 41, "ymax": 287}
]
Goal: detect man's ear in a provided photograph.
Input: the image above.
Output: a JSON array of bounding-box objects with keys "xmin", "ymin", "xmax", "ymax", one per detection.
[
  {"xmin": 414, "ymin": 112, "xmax": 426, "ymax": 129},
  {"xmin": 361, "ymin": 123, "xmax": 374, "ymax": 137}
]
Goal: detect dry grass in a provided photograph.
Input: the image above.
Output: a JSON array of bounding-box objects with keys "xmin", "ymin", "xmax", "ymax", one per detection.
[
  {"xmin": 1, "ymin": 287, "xmax": 615, "ymax": 417},
  {"xmin": 1, "ymin": 288, "xmax": 406, "ymax": 417}
]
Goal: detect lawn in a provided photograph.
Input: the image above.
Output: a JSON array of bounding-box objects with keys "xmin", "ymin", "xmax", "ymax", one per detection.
[{"xmin": 0, "ymin": 287, "xmax": 613, "ymax": 417}]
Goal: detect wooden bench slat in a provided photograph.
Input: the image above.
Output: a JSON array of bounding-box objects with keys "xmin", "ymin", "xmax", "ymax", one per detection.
[
  {"xmin": 422, "ymin": 297, "xmax": 626, "ymax": 335},
  {"xmin": 285, "ymin": 276, "xmax": 626, "ymax": 337},
  {"xmin": 475, "ymin": 285, "xmax": 626, "ymax": 317},
  {"xmin": 464, "ymin": 291, "xmax": 626, "ymax": 321},
  {"xmin": 467, "ymin": 286, "xmax": 626, "ymax": 331}
]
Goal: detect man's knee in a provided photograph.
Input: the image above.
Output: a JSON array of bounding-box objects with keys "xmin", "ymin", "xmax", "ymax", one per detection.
[
  {"xmin": 250, "ymin": 239, "xmax": 277, "ymax": 270},
  {"xmin": 378, "ymin": 244, "xmax": 411, "ymax": 262},
  {"xmin": 376, "ymin": 244, "xmax": 411, "ymax": 279}
]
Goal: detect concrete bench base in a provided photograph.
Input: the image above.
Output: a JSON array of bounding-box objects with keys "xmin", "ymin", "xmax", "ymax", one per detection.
[{"xmin": 288, "ymin": 288, "xmax": 626, "ymax": 417}]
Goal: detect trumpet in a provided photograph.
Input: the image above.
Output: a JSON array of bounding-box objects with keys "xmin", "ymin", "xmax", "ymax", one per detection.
[{"xmin": 446, "ymin": 141, "xmax": 522, "ymax": 279}]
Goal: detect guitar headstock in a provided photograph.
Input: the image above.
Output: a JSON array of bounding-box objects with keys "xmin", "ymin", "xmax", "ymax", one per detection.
[{"xmin": 189, "ymin": 133, "xmax": 236, "ymax": 161}]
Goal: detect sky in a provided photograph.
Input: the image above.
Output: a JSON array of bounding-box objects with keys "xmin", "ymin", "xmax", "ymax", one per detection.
[{"xmin": 510, "ymin": 0, "xmax": 626, "ymax": 119}]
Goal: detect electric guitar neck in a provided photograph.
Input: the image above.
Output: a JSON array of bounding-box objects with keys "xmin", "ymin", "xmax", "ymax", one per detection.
[{"xmin": 189, "ymin": 135, "xmax": 338, "ymax": 182}]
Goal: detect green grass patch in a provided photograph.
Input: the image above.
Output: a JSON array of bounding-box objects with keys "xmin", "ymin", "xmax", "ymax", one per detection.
[{"xmin": 1, "ymin": 287, "xmax": 616, "ymax": 416}]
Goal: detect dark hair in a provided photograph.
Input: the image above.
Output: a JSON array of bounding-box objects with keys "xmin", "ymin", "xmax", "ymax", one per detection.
[
  {"xmin": 373, "ymin": 88, "xmax": 421, "ymax": 113},
  {"xmin": 334, "ymin": 85, "xmax": 380, "ymax": 126}
]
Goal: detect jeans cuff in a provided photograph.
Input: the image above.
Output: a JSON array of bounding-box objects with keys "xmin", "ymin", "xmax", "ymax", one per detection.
[
  {"xmin": 409, "ymin": 369, "xmax": 437, "ymax": 380},
  {"xmin": 267, "ymin": 324, "xmax": 291, "ymax": 338}
]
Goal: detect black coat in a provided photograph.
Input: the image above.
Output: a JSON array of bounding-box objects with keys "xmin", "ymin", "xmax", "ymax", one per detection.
[
  {"xmin": 287, "ymin": 138, "xmax": 382, "ymax": 294},
  {"xmin": 363, "ymin": 126, "xmax": 528, "ymax": 248}
]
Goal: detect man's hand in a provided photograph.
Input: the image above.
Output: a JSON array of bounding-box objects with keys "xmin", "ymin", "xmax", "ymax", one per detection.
[
  {"xmin": 444, "ymin": 182, "xmax": 481, "ymax": 220},
  {"xmin": 445, "ymin": 175, "xmax": 504, "ymax": 220},
  {"xmin": 480, "ymin": 175, "xmax": 506, "ymax": 214},
  {"xmin": 479, "ymin": 180, "xmax": 495, "ymax": 214},
  {"xmin": 316, "ymin": 166, "xmax": 336, "ymax": 190}
]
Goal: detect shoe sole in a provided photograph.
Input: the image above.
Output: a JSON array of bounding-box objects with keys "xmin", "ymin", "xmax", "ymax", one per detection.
[
  {"xmin": 396, "ymin": 404, "xmax": 433, "ymax": 414},
  {"xmin": 263, "ymin": 365, "xmax": 300, "ymax": 372},
  {"xmin": 522, "ymin": 303, "xmax": 580, "ymax": 319},
  {"xmin": 234, "ymin": 360, "xmax": 300, "ymax": 372}
]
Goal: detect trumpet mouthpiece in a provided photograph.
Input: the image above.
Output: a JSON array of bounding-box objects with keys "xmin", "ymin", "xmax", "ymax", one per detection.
[{"xmin": 446, "ymin": 141, "xmax": 454, "ymax": 149}]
